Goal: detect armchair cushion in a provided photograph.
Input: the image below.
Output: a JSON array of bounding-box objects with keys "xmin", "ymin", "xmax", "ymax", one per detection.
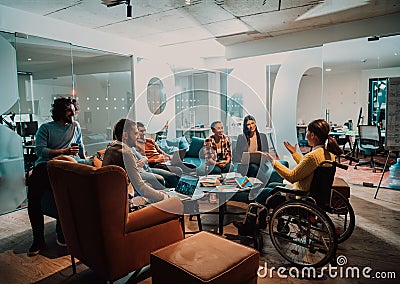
[
  {"xmin": 185, "ymin": 137, "xmax": 205, "ymax": 158},
  {"xmin": 178, "ymin": 136, "xmax": 190, "ymax": 150},
  {"xmin": 126, "ymin": 197, "xmax": 184, "ymax": 232},
  {"xmin": 182, "ymin": 156, "xmax": 204, "ymax": 168}
]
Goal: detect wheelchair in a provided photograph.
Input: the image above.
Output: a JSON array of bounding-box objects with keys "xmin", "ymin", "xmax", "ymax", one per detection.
[{"xmin": 247, "ymin": 160, "xmax": 355, "ymax": 267}]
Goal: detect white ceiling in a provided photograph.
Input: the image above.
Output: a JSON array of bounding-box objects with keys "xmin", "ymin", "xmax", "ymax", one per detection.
[
  {"xmin": 1, "ymin": 0, "xmax": 400, "ymax": 49},
  {"xmin": 1, "ymin": 0, "xmax": 400, "ymax": 74}
]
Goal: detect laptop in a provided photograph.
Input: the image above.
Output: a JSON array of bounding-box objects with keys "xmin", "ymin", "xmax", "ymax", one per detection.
[
  {"xmin": 241, "ymin": 152, "xmax": 263, "ymax": 164},
  {"xmin": 164, "ymin": 174, "xmax": 201, "ymax": 201},
  {"xmin": 165, "ymin": 149, "xmax": 186, "ymax": 166}
]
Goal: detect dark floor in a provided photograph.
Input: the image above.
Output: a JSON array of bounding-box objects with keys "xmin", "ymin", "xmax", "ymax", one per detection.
[{"xmin": 0, "ymin": 184, "xmax": 399, "ymax": 284}]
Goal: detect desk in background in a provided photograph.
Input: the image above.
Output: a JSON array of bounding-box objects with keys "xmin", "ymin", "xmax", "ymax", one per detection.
[
  {"xmin": 22, "ymin": 144, "xmax": 37, "ymax": 172},
  {"xmin": 330, "ymin": 130, "xmax": 356, "ymax": 152},
  {"xmin": 296, "ymin": 125, "xmax": 310, "ymax": 150},
  {"xmin": 23, "ymin": 145, "xmax": 35, "ymax": 155}
]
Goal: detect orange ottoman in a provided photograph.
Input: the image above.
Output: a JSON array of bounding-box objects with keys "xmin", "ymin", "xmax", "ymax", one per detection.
[{"xmin": 151, "ymin": 231, "xmax": 259, "ymax": 284}]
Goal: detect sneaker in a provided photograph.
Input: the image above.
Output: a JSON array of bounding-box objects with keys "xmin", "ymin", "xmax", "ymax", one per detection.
[
  {"xmin": 56, "ymin": 234, "xmax": 67, "ymax": 247},
  {"xmin": 27, "ymin": 240, "xmax": 46, "ymax": 256}
]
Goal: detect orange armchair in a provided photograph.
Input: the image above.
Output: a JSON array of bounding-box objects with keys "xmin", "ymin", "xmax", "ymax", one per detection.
[{"xmin": 47, "ymin": 160, "xmax": 184, "ymax": 282}]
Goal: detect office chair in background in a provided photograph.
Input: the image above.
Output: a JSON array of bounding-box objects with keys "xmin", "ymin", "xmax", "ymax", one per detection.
[
  {"xmin": 297, "ymin": 126, "xmax": 312, "ymax": 154},
  {"xmin": 354, "ymin": 125, "xmax": 383, "ymax": 172}
]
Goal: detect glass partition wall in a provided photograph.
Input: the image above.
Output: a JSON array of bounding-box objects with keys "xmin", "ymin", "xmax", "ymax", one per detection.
[
  {"xmin": 71, "ymin": 45, "xmax": 133, "ymax": 154},
  {"xmin": 0, "ymin": 32, "xmax": 133, "ymax": 214}
]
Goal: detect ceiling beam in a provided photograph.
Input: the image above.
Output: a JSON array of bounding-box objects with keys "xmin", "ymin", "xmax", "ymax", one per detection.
[{"xmin": 226, "ymin": 12, "xmax": 400, "ymax": 60}]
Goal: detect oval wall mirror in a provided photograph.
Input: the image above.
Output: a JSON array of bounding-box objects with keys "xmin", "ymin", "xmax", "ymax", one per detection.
[{"xmin": 147, "ymin": 77, "xmax": 166, "ymax": 114}]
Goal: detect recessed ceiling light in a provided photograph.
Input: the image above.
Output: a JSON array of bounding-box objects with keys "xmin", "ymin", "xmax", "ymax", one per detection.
[
  {"xmin": 325, "ymin": 68, "xmax": 332, "ymax": 72},
  {"xmin": 27, "ymin": 58, "xmax": 32, "ymax": 61}
]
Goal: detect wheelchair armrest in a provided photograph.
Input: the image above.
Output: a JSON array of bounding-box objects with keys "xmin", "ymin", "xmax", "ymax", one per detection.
[{"xmin": 273, "ymin": 186, "xmax": 308, "ymax": 196}]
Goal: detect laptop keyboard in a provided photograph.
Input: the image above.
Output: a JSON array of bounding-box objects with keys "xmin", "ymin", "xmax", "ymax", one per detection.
[{"xmin": 167, "ymin": 190, "xmax": 190, "ymax": 200}]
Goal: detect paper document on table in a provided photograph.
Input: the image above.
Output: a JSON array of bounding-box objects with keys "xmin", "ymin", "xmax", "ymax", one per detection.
[
  {"xmin": 248, "ymin": 177, "xmax": 263, "ymax": 185},
  {"xmin": 225, "ymin": 172, "xmax": 242, "ymax": 179},
  {"xmin": 216, "ymin": 185, "xmax": 239, "ymax": 191}
]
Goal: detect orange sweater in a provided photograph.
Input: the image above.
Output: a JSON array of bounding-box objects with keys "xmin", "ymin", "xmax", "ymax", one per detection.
[{"xmin": 136, "ymin": 138, "xmax": 168, "ymax": 164}]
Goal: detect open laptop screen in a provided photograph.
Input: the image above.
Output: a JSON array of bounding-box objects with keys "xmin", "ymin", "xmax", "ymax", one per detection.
[{"xmin": 175, "ymin": 174, "xmax": 199, "ymax": 196}]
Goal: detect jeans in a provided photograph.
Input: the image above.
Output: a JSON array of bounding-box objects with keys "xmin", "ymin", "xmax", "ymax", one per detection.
[
  {"xmin": 149, "ymin": 164, "xmax": 180, "ymax": 188},
  {"xmin": 237, "ymin": 162, "xmax": 270, "ymax": 187},
  {"xmin": 140, "ymin": 171, "xmax": 166, "ymax": 190},
  {"xmin": 151, "ymin": 167, "xmax": 180, "ymax": 188},
  {"xmin": 27, "ymin": 163, "xmax": 63, "ymax": 242},
  {"xmin": 255, "ymin": 182, "xmax": 286, "ymax": 205},
  {"xmin": 207, "ymin": 163, "xmax": 232, "ymax": 175}
]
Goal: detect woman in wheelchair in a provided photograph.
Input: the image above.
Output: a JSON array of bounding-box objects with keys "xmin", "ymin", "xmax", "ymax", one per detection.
[{"xmin": 234, "ymin": 119, "xmax": 343, "ymax": 236}]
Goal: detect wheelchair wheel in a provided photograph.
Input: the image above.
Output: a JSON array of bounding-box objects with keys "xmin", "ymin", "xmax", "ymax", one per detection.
[
  {"xmin": 326, "ymin": 190, "xmax": 355, "ymax": 243},
  {"xmin": 269, "ymin": 201, "xmax": 337, "ymax": 267}
]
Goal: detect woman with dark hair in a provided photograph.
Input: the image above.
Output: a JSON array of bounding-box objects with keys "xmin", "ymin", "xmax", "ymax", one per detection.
[
  {"xmin": 234, "ymin": 115, "xmax": 269, "ymax": 181},
  {"xmin": 234, "ymin": 119, "xmax": 343, "ymax": 235}
]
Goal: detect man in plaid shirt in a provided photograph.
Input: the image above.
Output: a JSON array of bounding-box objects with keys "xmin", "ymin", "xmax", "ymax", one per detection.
[{"xmin": 204, "ymin": 121, "xmax": 232, "ymax": 174}]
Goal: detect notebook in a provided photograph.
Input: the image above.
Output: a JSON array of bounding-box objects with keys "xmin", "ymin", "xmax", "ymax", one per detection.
[
  {"xmin": 235, "ymin": 176, "xmax": 253, "ymax": 189},
  {"xmin": 164, "ymin": 174, "xmax": 201, "ymax": 201}
]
